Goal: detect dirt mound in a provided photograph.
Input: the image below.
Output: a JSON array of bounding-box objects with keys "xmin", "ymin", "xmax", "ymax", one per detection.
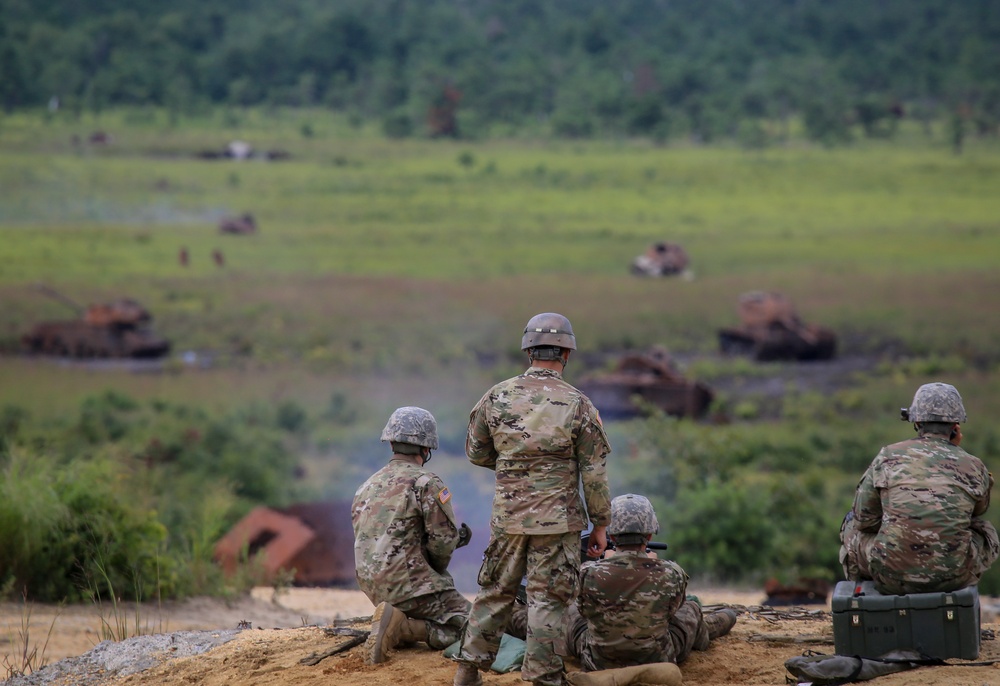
[{"xmin": 4, "ymin": 589, "xmax": 1000, "ymax": 686}]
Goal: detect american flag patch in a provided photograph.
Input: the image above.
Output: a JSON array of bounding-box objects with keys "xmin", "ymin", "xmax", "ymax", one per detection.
[{"xmin": 438, "ymin": 487, "xmax": 451, "ymax": 504}]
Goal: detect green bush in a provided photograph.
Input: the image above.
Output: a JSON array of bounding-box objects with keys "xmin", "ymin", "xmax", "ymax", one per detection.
[
  {"xmin": 622, "ymin": 415, "xmax": 857, "ymax": 583},
  {"xmin": 658, "ymin": 478, "xmax": 774, "ymax": 581},
  {"xmin": 0, "ymin": 392, "xmax": 312, "ymax": 602},
  {"xmin": 0, "ymin": 450, "xmax": 166, "ymax": 602}
]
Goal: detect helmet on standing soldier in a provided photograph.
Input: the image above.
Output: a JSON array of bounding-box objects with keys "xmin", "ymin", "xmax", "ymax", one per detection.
[
  {"xmin": 521, "ymin": 312, "xmax": 577, "ymax": 351},
  {"xmin": 904, "ymin": 382, "xmax": 967, "ymax": 424}
]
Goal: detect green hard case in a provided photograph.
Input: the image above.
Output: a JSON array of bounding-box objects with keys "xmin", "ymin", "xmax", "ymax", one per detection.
[{"xmin": 832, "ymin": 580, "xmax": 980, "ymax": 660}]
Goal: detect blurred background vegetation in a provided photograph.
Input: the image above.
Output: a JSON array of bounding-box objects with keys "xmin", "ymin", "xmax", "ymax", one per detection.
[
  {"xmin": 1, "ymin": 0, "xmax": 999, "ymax": 603},
  {"xmin": 1, "ymin": 0, "xmax": 999, "ymax": 145}
]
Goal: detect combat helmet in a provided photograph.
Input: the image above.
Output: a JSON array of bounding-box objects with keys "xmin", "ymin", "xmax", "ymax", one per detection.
[
  {"xmin": 521, "ymin": 312, "xmax": 577, "ymax": 351},
  {"xmin": 380, "ymin": 406, "xmax": 439, "ymax": 449},
  {"xmin": 904, "ymin": 382, "xmax": 967, "ymax": 424},
  {"xmin": 608, "ymin": 494, "xmax": 659, "ymax": 544}
]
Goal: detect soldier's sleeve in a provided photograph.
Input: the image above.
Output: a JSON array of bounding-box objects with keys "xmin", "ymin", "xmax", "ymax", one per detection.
[
  {"xmin": 418, "ymin": 474, "xmax": 460, "ymax": 574},
  {"xmin": 466, "ymin": 392, "xmax": 499, "ymax": 470},
  {"xmin": 852, "ymin": 460, "xmax": 882, "ymax": 533},
  {"xmin": 576, "ymin": 398, "xmax": 612, "ymax": 528},
  {"xmin": 973, "ymin": 465, "xmax": 993, "ymax": 517},
  {"xmin": 663, "ymin": 562, "xmax": 689, "ymax": 618}
]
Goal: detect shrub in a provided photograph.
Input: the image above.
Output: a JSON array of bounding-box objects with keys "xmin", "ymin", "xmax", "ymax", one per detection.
[
  {"xmin": 0, "ymin": 450, "xmax": 167, "ymax": 602},
  {"xmin": 0, "ymin": 393, "xmax": 311, "ymax": 602},
  {"xmin": 623, "ymin": 415, "xmax": 856, "ymax": 582}
]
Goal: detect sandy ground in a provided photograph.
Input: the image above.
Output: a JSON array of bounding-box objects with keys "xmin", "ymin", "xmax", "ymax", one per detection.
[{"xmin": 3, "ymin": 586, "xmax": 1000, "ymax": 685}]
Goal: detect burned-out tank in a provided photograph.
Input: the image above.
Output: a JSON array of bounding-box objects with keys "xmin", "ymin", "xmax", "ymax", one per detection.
[
  {"xmin": 218, "ymin": 213, "xmax": 257, "ymax": 235},
  {"xmin": 630, "ymin": 241, "xmax": 690, "ymax": 277},
  {"xmin": 576, "ymin": 346, "xmax": 714, "ymax": 420},
  {"xmin": 21, "ymin": 289, "xmax": 171, "ymax": 359},
  {"xmin": 718, "ymin": 291, "xmax": 836, "ymax": 362}
]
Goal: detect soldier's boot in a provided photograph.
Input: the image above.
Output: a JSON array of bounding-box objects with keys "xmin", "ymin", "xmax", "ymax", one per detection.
[
  {"xmin": 453, "ymin": 662, "xmax": 484, "ymax": 686},
  {"xmin": 365, "ymin": 602, "xmax": 429, "ymax": 664},
  {"xmin": 704, "ymin": 608, "xmax": 738, "ymax": 641},
  {"xmin": 566, "ymin": 663, "xmax": 682, "ymax": 686}
]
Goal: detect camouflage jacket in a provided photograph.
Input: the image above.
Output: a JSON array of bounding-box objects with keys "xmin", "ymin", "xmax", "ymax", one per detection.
[
  {"xmin": 467, "ymin": 366, "xmax": 612, "ymax": 535},
  {"xmin": 852, "ymin": 435, "xmax": 993, "ymax": 589},
  {"xmin": 578, "ymin": 550, "xmax": 689, "ymax": 668},
  {"xmin": 352, "ymin": 458, "xmax": 460, "ymax": 604}
]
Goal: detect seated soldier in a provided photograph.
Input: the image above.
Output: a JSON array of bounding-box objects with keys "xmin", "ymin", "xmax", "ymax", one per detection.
[
  {"xmin": 352, "ymin": 407, "xmax": 474, "ymax": 663},
  {"xmin": 565, "ymin": 494, "xmax": 738, "ymax": 671},
  {"xmin": 840, "ymin": 382, "xmax": 1000, "ymax": 594}
]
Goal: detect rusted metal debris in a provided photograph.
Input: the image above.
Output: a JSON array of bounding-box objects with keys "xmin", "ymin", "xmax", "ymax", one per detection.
[
  {"xmin": 630, "ymin": 241, "xmax": 690, "ymax": 277},
  {"xmin": 213, "ymin": 501, "xmax": 356, "ymax": 586},
  {"xmin": 718, "ymin": 291, "xmax": 837, "ymax": 362},
  {"xmin": 576, "ymin": 345, "xmax": 714, "ymax": 420},
  {"xmin": 218, "ymin": 213, "xmax": 258, "ymax": 235},
  {"xmin": 21, "ymin": 288, "xmax": 171, "ymax": 359},
  {"xmin": 764, "ymin": 577, "xmax": 831, "ymax": 606},
  {"xmin": 300, "ymin": 629, "xmax": 370, "ymax": 666}
]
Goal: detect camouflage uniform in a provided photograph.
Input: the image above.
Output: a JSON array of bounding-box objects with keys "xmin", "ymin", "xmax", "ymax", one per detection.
[
  {"xmin": 457, "ymin": 366, "xmax": 612, "ymax": 686},
  {"xmin": 352, "ymin": 458, "xmax": 469, "ymax": 648},
  {"xmin": 566, "ymin": 550, "xmax": 705, "ymax": 669},
  {"xmin": 840, "ymin": 435, "xmax": 999, "ymax": 594}
]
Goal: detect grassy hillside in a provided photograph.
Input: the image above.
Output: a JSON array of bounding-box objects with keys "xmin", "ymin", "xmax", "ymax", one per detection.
[{"xmin": 2, "ymin": 107, "xmax": 999, "ymax": 596}]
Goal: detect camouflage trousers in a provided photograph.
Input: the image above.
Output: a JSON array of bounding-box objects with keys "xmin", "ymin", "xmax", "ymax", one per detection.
[
  {"xmin": 840, "ymin": 512, "xmax": 1000, "ymax": 594},
  {"xmin": 457, "ymin": 531, "xmax": 580, "ymax": 686},
  {"xmin": 394, "ymin": 589, "xmax": 471, "ymax": 649},
  {"xmin": 564, "ymin": 599, "xmax": 705, "ymax": 670}
]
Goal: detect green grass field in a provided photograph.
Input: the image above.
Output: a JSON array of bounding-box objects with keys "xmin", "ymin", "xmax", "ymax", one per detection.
[
  {"xmin": 3, "ymin": 105, "xmax": 999, "ymax": 432},
  {"xmin": 2, "ymin": 107, "xmax": 1000, "ymax": 593}
]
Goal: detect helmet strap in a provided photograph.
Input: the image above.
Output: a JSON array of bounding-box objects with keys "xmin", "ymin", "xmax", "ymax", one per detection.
[
  {"xmin": 528, "ymin": 347, "xmax": 569, "ymax": 368},
  {"xmin": 612, "ymin": 533, "xmax": 649, "ymax": 548},
  {"xmin": 391, "ymin": 442, "xmax": 423, "ymax": 455}
]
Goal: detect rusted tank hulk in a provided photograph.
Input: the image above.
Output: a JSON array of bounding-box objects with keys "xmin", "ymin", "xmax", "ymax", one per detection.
[
  {"xmin": 630, "ymin": 241, "xmax": 690, "ymax": 277},
  {"xmin": 21, "ymin": 291, "xmax": 171, "ymax": 359},
  {"xmin": 718, "ymin": 291, "xmax": 836, "ymax": 361},
  {"xmin": 576, "ymin": 345, "xmax": 714, "ymax": 420},
  {"xmin": 218, "ymin": 213, "xmax": 257, "ymax": 235}
]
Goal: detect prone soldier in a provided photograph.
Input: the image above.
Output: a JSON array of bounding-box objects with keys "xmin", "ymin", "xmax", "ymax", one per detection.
[{"xmin": 565, "ymin": 494, "xmax": 737, "ymax": 682}]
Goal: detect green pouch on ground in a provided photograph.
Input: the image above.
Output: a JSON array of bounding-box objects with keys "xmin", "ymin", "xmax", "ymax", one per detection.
[
  {"xmin": 784, "ymin": 649, "xmax": 929, "ymax": 685},
  {"xmin": 443, "ymin": 634, "xmax": 526, "ymax": 673}
]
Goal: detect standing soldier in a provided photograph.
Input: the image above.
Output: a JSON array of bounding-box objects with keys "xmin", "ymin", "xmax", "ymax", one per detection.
[
  {"xmin": 565, "ymin": 494, "xmax": 737, "ymax": 684},
  {"xmin": 352, "ymin": 406, "xmax": 473, "ymax": 664},
  {"xmin": 453, "ymin": 313, "xmax": 612, "ymax": 686},
  {"xmin": 840, "ymin": 382, "xmax": 999, "ymax": 594}
]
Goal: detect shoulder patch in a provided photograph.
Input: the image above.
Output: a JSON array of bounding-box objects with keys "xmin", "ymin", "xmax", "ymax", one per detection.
[{"xmin": 438, "ymin": 487, "xmax": 451, "ymax": 504}]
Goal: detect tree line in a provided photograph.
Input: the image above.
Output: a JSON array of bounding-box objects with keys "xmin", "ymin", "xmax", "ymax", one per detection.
[{"xmin": 1, "ymin": 0, "xmax": 999, "ymax": 142}]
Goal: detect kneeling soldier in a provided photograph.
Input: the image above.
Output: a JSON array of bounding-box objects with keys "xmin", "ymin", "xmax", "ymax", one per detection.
[{"xmin": 352, "ymin": 406, "xmax": 473, "ymax": 663}]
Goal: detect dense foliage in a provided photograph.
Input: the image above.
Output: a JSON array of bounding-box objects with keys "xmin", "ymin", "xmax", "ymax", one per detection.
[
  {"xmin": 617, "ymin": 411, "xmax": 1000, "ymax": 594},
  {"xmin": 2, "ymin": 0, "xmax": 999, "ymax": 142},
  {"xmin": 7, "ymin": 384, "xmax": 998, "ymax": 602},
  {"xmin": 0, "ymin": 392, "xmax": 311, "ymax": 602}
]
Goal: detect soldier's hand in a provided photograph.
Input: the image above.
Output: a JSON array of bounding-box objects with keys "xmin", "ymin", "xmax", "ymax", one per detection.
[
  {"xmin": 457, "ymin": 522, "xmax": 472, "ymax": 548},
  {"xmin": 587, "ymin": 526, "xmax": 608, "ymax": 558}
]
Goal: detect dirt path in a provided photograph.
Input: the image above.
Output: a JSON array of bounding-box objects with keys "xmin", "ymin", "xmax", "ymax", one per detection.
[{"xmin": 4, "ymin": 587, "xmax": 1000, "ymax": 686}]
